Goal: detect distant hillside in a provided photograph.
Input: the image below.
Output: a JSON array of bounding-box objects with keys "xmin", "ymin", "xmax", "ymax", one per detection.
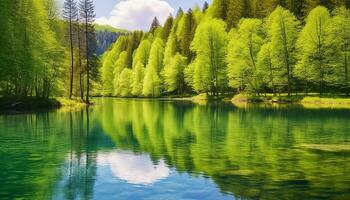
[
  {"xmin": 95, "ymin": 24, "xmax": 129, "ymax": 33},
  {"xmin": 95, "ymin": 24, "xmax": 129, "ymax": 56}
]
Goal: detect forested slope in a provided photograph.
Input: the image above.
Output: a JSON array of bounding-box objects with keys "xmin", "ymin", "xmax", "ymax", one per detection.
[
  {"xmin": 95, "ymin": 25, "xmax": 129, "ymax": 56},
  {"xmin": 101, "ymin": 0, "xmax": 350, "ymax": 97}
]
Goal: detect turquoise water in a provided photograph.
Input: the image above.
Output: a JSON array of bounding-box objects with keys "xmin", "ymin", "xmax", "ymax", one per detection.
[{"xmin": 0, "ymin": 98, "xmax": 350, "ymax": 200}]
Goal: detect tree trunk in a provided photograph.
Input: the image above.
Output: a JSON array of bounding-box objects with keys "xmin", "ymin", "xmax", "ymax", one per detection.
[
  {"xmin": 69, "ymin": 17, "xmax": 74, "ymax": 99},
  {"xmin": 280, "ymin": 18, "xmax": 292, "ymax": 97},
  {"xmin": 84, "ymin": 12, "xmax": 90, "ymax": 104},
  {"xmin": 77, "ymin": 22, "xmax": 84, "ymax": 100},
  {"xmin": 345, "ymin": 50, "xmax": 349, "ymax": 96}
]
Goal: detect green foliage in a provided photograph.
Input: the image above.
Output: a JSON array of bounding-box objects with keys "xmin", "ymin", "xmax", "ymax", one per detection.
[
  {"xmin": 227, "ymin": 19, "xmax": 265, "ymax": 93},
  {"xmin": 113, "ymin": 51, "xmax": 128, "ymax": 95},
  {"xmin": 226, "ymin": 0, "xmax": 249, "ymax": 28},
  {"xmin": 266, "ymin": 6, "xmax": 300, "ymax": 95},
  {"xmin": 161, "ymin": 15, "xmax": 174, "ymax": 41},
  {"xmin": 325, "ymin": 7, "xmax": 350, "ymax": 94},
  {"xmin": 177, "ymin": 9, "xmax": 197, "ymax": 60},
  {"xmin": 3, "ymin": 0, "xmax": 349, "ymax": 99},
  {"xmin": 163, "ymin": 31, "xmax": 178, "ymax": 69},
  {"xmin": 125, "ymin": 31, "xmax": 143, "ymax": 68},
  {"xmin": 118, "ymin": 68, "xmax": 134, "ymax": 97},
  {"xmin": 132, "ymin": 39, "xmax": 151, "ymax": 68},
  {"xmin": 163, "ymin": 54, "xmax": 187, "ymax": 93},
  {"xmin": 257, "ymin": 42, "xmax": 277, "ymax": 93},
  {"xmin": 143, "ymin": 38, "xmax": 164, "ymax": 97},
  {"xmin": 132, "ymin": 62, "xmax": 146, "ymax": 96},
  {"xmin": 101, "ymin": 36, "xmax": 127, "ymax": 95},
  {"xmin": 294, "ymin": 6, "xmax": 331, "ymax": 93},
  {"xmin": 191, "ymin": 18, "xmax": 228, "ymax": 95},
  {"xmin": 0, "ymin": 0, "xmax": 67, "ymax": 98}
]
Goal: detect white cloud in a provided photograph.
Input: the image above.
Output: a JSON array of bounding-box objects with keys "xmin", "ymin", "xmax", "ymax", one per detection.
[
  {"xmin": 95, "ymin": 0, "xmax": 174, "ymax": 31},
  {"xmin": 98, "ymin": 151, "xmax": 170, "ymax": 185}
]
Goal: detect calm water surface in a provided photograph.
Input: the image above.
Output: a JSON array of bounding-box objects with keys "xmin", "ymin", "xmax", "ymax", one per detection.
[{"xmin": 1, "ymin": 99, "xmax": 350, "ymax": 200}]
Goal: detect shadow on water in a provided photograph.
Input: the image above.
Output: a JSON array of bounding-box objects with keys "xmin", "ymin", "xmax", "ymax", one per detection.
[{"xmin": 0, "ymin": 98, "xmax": 350, "ymax": 199}]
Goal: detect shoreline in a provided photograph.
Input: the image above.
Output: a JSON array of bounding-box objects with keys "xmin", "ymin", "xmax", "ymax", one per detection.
[
  {"xmin": 2, "ymin": 94, "xmax": 350, "ymax": 112},
  {"xmin": 231, "ymin": 94, "xmax": 350, "ymax": 109},
  {"xmin": 101, "ymin": 94, "xmax": 350, "ymax": 109}
]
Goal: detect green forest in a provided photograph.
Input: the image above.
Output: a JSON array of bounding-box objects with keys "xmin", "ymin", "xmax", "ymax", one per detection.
[
  {"xmin": 1, "ymin": 0, "xmax": 350, "ymax": 103},
  {"xmin": 0, "ymin": 0, "xmax": 98, "ymax": 104},
  {"xmin": 101, "ymin": 0, "xmax": 350, "ymax": 98}
]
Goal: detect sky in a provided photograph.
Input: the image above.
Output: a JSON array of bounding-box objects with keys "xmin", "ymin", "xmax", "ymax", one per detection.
[{"xmin": 58, "ymin": 0, "xmax": 212, "ymax": 30}]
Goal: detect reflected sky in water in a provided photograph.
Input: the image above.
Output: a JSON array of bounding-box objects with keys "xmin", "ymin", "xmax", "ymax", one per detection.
[{"xmin": 97, "ymin": 151, "xmax": 170, "ymax": 185}]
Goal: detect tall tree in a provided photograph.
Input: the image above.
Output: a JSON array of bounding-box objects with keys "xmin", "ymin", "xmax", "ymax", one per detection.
[
  {"xmin": 143, "ymin": 38, "xmax": 165, "ymax": 97},
  {"xmin": 210, "ymin": 0, "xmax": 229, "ymax": 21},
  {"xmin": 176, "ymin": 7, "xmax": 184, "ymax": 18},
  {"xmin": 203, "ymin": 1, "xmax": 209, "ymax": 12},
  {"xmin": 118, "ymin": 68, "xmax": 134, "ymax": 97},
  {"xmin": 63, "ymin": 0, "xmax": 78, "ymax": 99},
  {"xmin": 177, "ymin": 9, "xmax": 197, "ymax": 61},
  {"xmin": 163, "ymin": 53, "xmax": 187, "ymax": 93},
  {"xmin": 326, "ymin": 7, "xmax": 350, "ymax": 95},
  {"xmin": 101, "ymin": 36, "xmax": 127, "ymax": 95},
  {"xmin": 294, "ymin": 6, "xmax": 331, "ymax": 94},
  {"xmin": 113, "ymin": 51, "xmax": 128, "ymax": 96},
  {"xmin": 132, "ymin": 39, "xmax": 152, "ymax": 96},
  {"xmin": 161, "ymin": 15, "xmax": 174, "ymax": 41},
  {"xmin": 79, "ymin": 0, "xmax": 96, "ymax": 103},
  {"xmin": 226, "ymin": 0, "xmax": 249, "ymax": 28},
  {"xmin": 227, "ymin": 19, "xmax": 265, "ymax": 93},
  {"xmin": 267, "ymin": 6, "xmax": 300, "ymax": 96},
  {"xmin": 191, "ymin": 19, "xmax": 228, "ymax": 95},
  {"xmin": 125, "ymin": 31, "xmax": 143, "ymax": 68},
  {"xmin": 257, "ymin": 42, "xmax": 278, "ymax": 94},
  {"xmin": 150, "ymin": 17, "xmax": 160, "ymax": 32}
]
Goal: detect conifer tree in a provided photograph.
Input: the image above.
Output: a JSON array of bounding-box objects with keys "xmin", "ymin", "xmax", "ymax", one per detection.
[
  {"xmin": 210, "ymin": 0, "xmax": 229, "ymax": 21},
  {"xmin": 79, "ymin": 0, "xmax": 96, "ymax": 103},
  {"xmin": 226, "ymin": 0, "xmax": 249, "ymax": 28},
  {"xmin": 177, "ymin": 9, "xmax": 197, "ymax": 61},
  {"xmin": 161, "ymin": 15, "xmax": 174, "ymax": 41},
  {"xmin": 203, "ymin": 2, "xmax": 209, "ymax": 13},
  {"xmin": 63, "ymin": 0, "xmax": 78, "ymax": 99},
  {"xmin": 150, "ymin": 17, "xmax": 161, "ymax": 32}
]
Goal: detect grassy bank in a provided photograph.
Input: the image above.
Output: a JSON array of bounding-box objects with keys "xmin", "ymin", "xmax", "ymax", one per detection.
[
  {"xmin": 300, "ymin": 97, "xmax": 350, "ymax": 109},
  {"xmin": 232, "ymin": 94, "xmax": 350, "ymax": 109}
]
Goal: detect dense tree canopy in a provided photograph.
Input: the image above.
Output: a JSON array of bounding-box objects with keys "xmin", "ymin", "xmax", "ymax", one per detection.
[
  {"xmin": 98, "ymin": 2, "xmax": 350, "ymax": 97},
  {"xmin": 0, "ymin": 0, "xmax": 99, "ymax": 100}
]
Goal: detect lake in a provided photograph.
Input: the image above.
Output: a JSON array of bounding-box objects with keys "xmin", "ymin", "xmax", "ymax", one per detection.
[{"xmin": 0, "ymin": 98, "xmax": 350, "ymax": 200}]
